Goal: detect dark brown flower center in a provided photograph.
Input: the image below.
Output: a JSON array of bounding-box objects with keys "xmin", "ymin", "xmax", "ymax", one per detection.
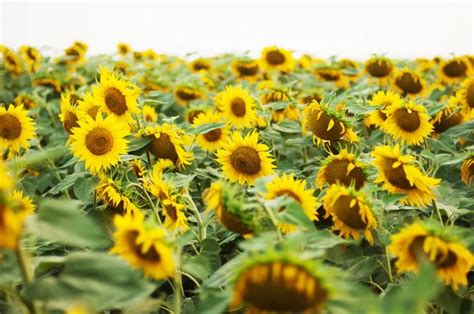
[
  {"xmin": 85, "ymin": 127, "xmax": 114, "ymax": 155},
  {"xmin": 187, "ymin": 110, "xmax": 204, "ymax": 124},
  {"xmin": 442, "ymin": 60, "xmax": 467, "ymax": 78},
  {"xmin": 230, "ymin": 97, "xmax": 246, "ymax": 117},
  {"xmin": 408, "ymin": 236, "xmax": 458, "ymax": 269},
  {"xmin": 466, "ymin": 83, "xmax": 474, "ymax": 108},
  {"xmin": 164, "ymin": 204, "xmax": 178, "ymax": 221},
  {"xmin": 395, "ymin": 73, "xmax": 423, "ymax": 95},
  {"xmin": 318, "ymin": 70, "xmax": 340, "ymax": 81},
  {"xmin": 0, "ymin": 114, "xmax": 22, "ymax": 140},
  {"xmin": 149, "ymin": 133, "xmax": 179, "ymax": 164},
  {"xmin": 236, "ymin": 63, "xmax": 259, "ymax": 76},
  {"xmin": 193, "ymin": 61, "xmax": 209, "ymax": 71},
  {"xmin": 324, "ymin": 159, "xmax": 365, "ymax": 189},
  {"xmin": 377, "ymin": 109, "xmax": 388, "ymax": 121},
  {"xmin": 63, "ymin": 111, "xmax": 79, "ymax": 135},
  {"xmin": 366, "ymin": 60, "xmax": 392, "ymax": 78},
  {"xmin": 230, "ymin": 146, "xmax": 261, "ymax": 175},
  {"xmin": 307, "ymin": 110, "xmax": 344, "ymax": 141},
  {"xmin": 333, "ymin": 195, "xmax": 367, "ymax": 229},
  {"xmin": 218, "ymin": 207, "xmax": 253, "ymax": 235},
  {"xmin": 105, "ymin": 87, "xmax": 127, "ymax": 115},
  {"xmin": 176, "ymin": 88, "xmax": 199, "ymax": 101},
  {"xmin": 381, "ymin": 158, "xmax": 415, "ymax": 190},
  {"xmin": 127, "ymin": 230, "xmax": 161, "ymax": 262},
  {"xmin": 433, "ymin": 110, "xmax": 463, "ymax": 133},
  {"xmin": 266, "ymin": 50, "xmax": 286, "ymax": 65},
  {"xmin": 393, "ymin": 108, "xmax": 421, "ymax": 132},
  {"xmin": 203, "ymin": 128, "xmax": 222, "ymax": 142},
  {"xmin": 87, "ymin": 105, "xmax": 100, "ymax": 119}
]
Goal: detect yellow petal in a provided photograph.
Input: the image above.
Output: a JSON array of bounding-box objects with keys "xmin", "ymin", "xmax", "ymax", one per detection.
[{"xmin": 327, "ymin": 119, "xmax": 335, "ymax": 131}]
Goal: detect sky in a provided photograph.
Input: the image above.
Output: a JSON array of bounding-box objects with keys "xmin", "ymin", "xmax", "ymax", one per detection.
[{"xmin": 0, "ymin": 0, "xmax": 473, "ymax": 59}]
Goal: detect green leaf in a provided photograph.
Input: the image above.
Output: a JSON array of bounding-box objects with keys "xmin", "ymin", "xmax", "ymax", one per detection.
[
  {"xmin": 74, "ymin": 176, "xmax": 99, "ymax": 203},
  {"xmin": 189, "ymin": 122, "xmax": 226, "ymax": 135},
  {"xmin": 127, "ymin": 136, "xmax": 152, "ymax": 152},
  {"xmin": 278, "ymin": 201, "xmax": 315, "ymax": 230}
]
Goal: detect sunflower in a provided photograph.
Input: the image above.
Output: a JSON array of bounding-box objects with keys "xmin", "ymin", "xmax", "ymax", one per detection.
[
  {"xmin": 438, "ymin": 57, "xmax": 472, "ymax": 84},
  {"xmin": 265, "ymin": 174, "xmax": 319, "ymax": 233},
  {"xmin": 96, "ymin": 178, "xmax": 139, "ymax": 214},
  {"xmin": 315, "ymin": 67, "xmax": 349, "ymax": 89},
  {"xmin": 372, "ymin": 145, "xmax": 440, "ymax": 207},
  {"xmin": 231, "ymin": 58, "xmax": 260, "ymax": 82},
  {"xmin": 141, "ymin": 124, "xmax": 194, "ymax": 168},
  {"xmin": 431, "ymin": 95, "xmax": 466, "ymax": 134},
  {"xmin": 192, "ymin": 111, "xmax": 229, "ymax": 152},
  {"xmin": 388, "ymin": 222, "xmax": 473, "ymax": 290},
  {"xmin": 302, "ymin": 101, "xmax": 358, "ymax": 146},
  {"xmin": 323, "ymin": 184, "xmax": 377, "ymax": 244},
  {"xmin": 174, "ymin": 86, "xmax": 204, "ymax": 106},
  {"xmin": 130, "ymin": 159, "xmax": 146, "ymax": 179},
  {"xmin": 69, "ymin": 114, "xmax": 129, "ymax": 173},
  {"xmin": 381, "ymin": 100, "xmax": 433, "ymax": 146},
  {"xmin": 457, "ymin": 77, "xmax": 474, "ymax": 114},
  {"xmin": 62, "ymin": 44, "xmax": 86, "ymax": 65},
  {"xmin": 231, "ymin": 252, "xmax": 330, "ymax": 313},
  {"xmin": 189, "ymin": 58, "xmax": 211, "ymax": 73},
  {"xmin": 14, "ymin": 94, "xmax": 37, "ymax": 110},
  {"xmin": 0, "ymin": 160, "xmax": 13, "ymax": 193},
  {"xmin": 10, "ymin": 190, "xmax": 36, "ymax": 218},
  {"xmin": 316, "ymin": 149, "xmax": 366, "ymax": 190},
  {"xmin": 117, "ymin": 43, "xmax": 131, "ymax": 56},
  {"xmin": 77, "ymin": 92, "xmax": 101, "ymax": 119},
  {"xmin": 260, "ymin": 87, "xmax": 299, "ymax": 122},
  {"xmin": 365, "ymin": 90, "xmax": 403, "ymax": 128},
  {"xmin": 460, "ymin": 156, "xmax": 474, "ymax": 185},
  {"xmin": 298, "ymin": 89, "xmax": 324, "ymax": 106},
  {"xmin": 59, "ymin": 92, "xmax": 81, "ymax": 135},
  {"xmin": 0, "ymin": 105, "xmax": 36, "ymax": 155},
  {"xmin": 92, "ymin": 67, "xmax": 140, "ymax": 126},
  {"xmin": 364, "ymin": 56, "xmax": 394, "ymax": 85},
  {"xmin": 260, "ymin": 46, "xmax": 295, "ymax": 73},
  {"xmin": 392, "ymin": 69, "xmax": 426, "ymax": 98},
  {"xmin": 185, "ymin": 108, "xmax": 205, "ymax": 124},
  {"xmin": 216, "ymin": 131, "xmax": 275, "ymax": 185},
  {"xmin": 110, "ymin": 213, "xmax": 176, "ymax": 280},
  {"xmin": 142, "ymin": 105, "xmax": 158, "ymax": 123},
  {"xmin": 2, "ymin": 49, "xmax": 22, "ymax": 75},
  {"xmin": 19, "ymin": 46, "xmax": 41, "ymax": 73},
  {"xmin": 216, "ymin": 85, "xmax": 257, "ymax": 128},
  {"xmin": 32, "ymin": 78, "xmax": 61, "ymax": 93},
  {"xmin": 0, "ymin": 204, "xmax": 24, "ymax": 249}
]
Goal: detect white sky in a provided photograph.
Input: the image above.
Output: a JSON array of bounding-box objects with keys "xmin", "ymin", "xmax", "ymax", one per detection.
[{"xmin": 0, "ymin": 0, "xmax": 473, "ymax": 59}]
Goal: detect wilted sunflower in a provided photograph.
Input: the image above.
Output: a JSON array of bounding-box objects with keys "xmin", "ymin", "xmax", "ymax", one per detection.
[
  {"xmin": 142, "ymin": 124, "xmax": 194, "ymax": 168},
  {"xmin": 265, "ymin": 174, "xmax": 319, "ymax": 233},
  {"xmin": 216, "ymin": 131, "xmax": 275, "ymax": 185},
  {"xmin": 372, "ymin": 145, "xmax": 440, "ymax": 207},
  {"xmin": 388, "ymin": 222, "xmax": 473, "ymax": 290},
  {"xmin": 141, "ymin": 105, "xmax": 158, "ymax": 123},
  {"xmin": 460, "ymin": 155, "xmax": 474, "ymax": 185},
  {"xmin": 365, "ymin": 90, "xmax": 403, "ymax": 128},
  {"xmin": 438, "ymin": 57, "xmax": 472, "ymax": 84},
  {"xmin": 19, "ymin": 45, "xmax": 41, "ymax": 73},
  {"xmin": 392, "ymin": 69, "xmax": 426, "ymax": 98},
  {"xmin": 431, "ymin": 95, "xmax": 466, "ymax": 134},
  {"xmin": 0, "ymin": 105, "xmax": 36, "ymax": 155},
  {"xmin": 323, "ymin": 184, "xmax": 377, "ymax": 244},
  {"xmin": 457, "ymin": 77, "xmax": 474, "ymax": 114},
  {"xmin": 316, "ymin": 149, "xmax": 366, "ymax": 190},
  {"xmin": 192, "ymin": 111, "xmax": 229, "ymax": 151},
  {"xmin": 364, "ymin": 56, "xmax": 393, "ymax": 85},
  {"xmin": 70, "ymin": 114, "xmax": 129, "ymax": 173},
  {"xmin": 14, "ymin": 94, "xmax": 37, "ymax": 110},
  {"xmin": 381, "ymin": 100, "xmax": 433, "ymax": 145},
  {"xmin": 117, "ymin": 43, "xmax": 131, "ymax": 56},
  {"xmin": 260, "ymin": 46, "xmax": 295, "ymax": 73},
  {"xmin": 302, "ymin": 101, "xmax": 358, "ymax": 146},
  {"xmin": 92, "ymin": 68, "xmax": 140, "ymax": 126},
  {"xmin": 2, "ymin": 49, "xmax": 22, "ymax": 75},
  {"xmin": 189, "ymin": 58, "xmax": 211, "ymax": 73},
  {"xmin": 59, "ymin": 92, "xmax": 81, "ymax": 135},
  {"xmin": 110, "ymin": 213, "xmax": 176, "ymax": 280},
  {"xmin": 216, "ymin": 85, "xmax": 257, "ymax": 128},
  {"xmin": 231, "ymin": 58, "xmax": 260, "ymax": 82},
  {"xmin": 96, "ymin": 177, "xmax": 139, "ymax": 214},
  {"xmin": 174, "ymin": 86, "xmax": 204, "ymax": 106},
  {"xmin": 231, "ymin": 252, "xmax": 330, "ymax": 313}
]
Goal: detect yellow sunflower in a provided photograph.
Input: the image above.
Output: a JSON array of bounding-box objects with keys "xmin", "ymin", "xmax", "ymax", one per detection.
[
  {"xmin": 142, "ymin": 105, "xmax": 158, "ymax": 123},
  {"xmin": 381, "ymin": 100, "xmax": 433, "ymax": 146},
  {"xmin": 96, "ymin": 177, "xmax": 139, "ymax": 214},
  {"xmin": 365, "ymin": 90, "xmax": 403, "ymax": 128},
  {"xmin": 431, "ymin": 95, "xmax": 467, "ymax": 134},
  {"xmin": 69, "ymin": 114, "xmax": 129, "ymax": 173},
  {"xmin": 0, "ymin": 105, "xmax": 36, "ymax": 155},
  {"xmin": 189, "ymin": 58, "xmax": 211, "ymax": 73},
  {"xmin": 388, "ymin": 222, "xmax": 473, "ymax": 290},
  {"xmin": 260, "ymin": 87, "xmax": 299, "ymax": 122},
  {"xmin": 19, "ymin": 45, "xmax": 41, "ymax": 73},
  {"xmin": 174, "ymin": 86, "xmax": 204, "ymax": 106},
  {"xmin": 438, "ymin": 57, "xmax": 472, "ymax": 84},
  {"xmin": 110, "ymin": 213, "xmax": 176, "ymax": 280},
  {"xmin": 265, "ymin": 174, "xmax": 319, "ymax": 233},
  {"xmin": 323, "ymin": 184, "xmax": 377, "ymax": 244},
  {"xmin": 92, "ymin": 67, "xmax": 141, "ymax": 126},
  {"xmin": 231, "ymin": 58, "xmax": 260, "ymax": 82},
  {"xmin": 59, "ymin": 92, "xmax": 81, "ymax": 135},
  {"xmin": 315, "ymin": 67, "xmax": 349, "ymax": 89},
  {"xmin": 302, "ymin": 101, "xmax": 358, "ymax": 146},
  {"xmin": 364, "ymin": 56, "xmax": 394, "ymax": 85},
  {"xmin": 457, "ymin": 77, "xmax": 474, "ymax": 114},
  {"xmin": 77, "ymin": 92, "xmax": 101, "ymax": 119},
  {"xmin": 117, "ymin": 43, "xmax": 131, "ymax": 56},
  {"xmin": 161, "ymin": 195, "xmax": 189, "ymax": 231},
  {"xmin": 460, "ymin": 156, "xmax": 474, "ymax": 185},
  {"xmin": 14, "ymin": 94, "xmax": 37, "ymax": 110},
  {"xmin": 216, "ymin": 131, "xmax": 275, "ymax": 185},
  {"xmin": 32, "ymin": 78, "xmax": 62, "ymax": 93},
  {"xmin": 0, "ymin": 205, "xmax": 24, "ymax": 249},
  {"xmin": 316, "ymin": 149, "xmax": 366, "ymax": 190},
  {"xmin": 10, "ymin": 190, "xmax": 36, "ymax": 218},
  {"xmin": 192, "ymin": 111, "xmax": 229, "ymax": 152},
  {"xmin": 2, "ymin": 49, "xmax": 22, "ymax": 75},
  {"xmin": 130, "ymin": 159, "xmax": 146, "ymax": 179},
  {"xmin": 62, "ymin": 43, "xmax": 86, "ymax": 66},
  {"xmin": 141, "ymin": 124, "xmax": 194, "ymax": 168},
  {"xmin": 392, "ymin": 68, "xmax": 426, "ymax": 98},
  {"xmin": 372, "ymin": 145, "xmax": 440, "ymax": 207},
  {"xmin": 260, "ymin": 46, "xmax": 295, "ymax": 73},
  {"xmin": 216, "ymin": 85, "xmax": 257, "ymax": 128},
  {"xmin": 0, "ymin": 160, "xmax": 13, "ymax": 193}
]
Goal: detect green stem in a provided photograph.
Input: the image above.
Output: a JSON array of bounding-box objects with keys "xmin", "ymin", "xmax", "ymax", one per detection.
[
  {"xmin": 185, "ymin": 194, "xmax": 205, "ymax": 242},
  {"xmin": 432, "ymin": 200, "xmax": 444, "ymax": 227},
  {"xmin": 15, "ymin": 246, "xmax": 38, "ymax": 314},
  {"xmin": 174, "ymin": 246, "xmax": 183, "ymax": 314},
  {"xmin": 385, "ymin": 247, "xmax": 393, "ymax": 284}
]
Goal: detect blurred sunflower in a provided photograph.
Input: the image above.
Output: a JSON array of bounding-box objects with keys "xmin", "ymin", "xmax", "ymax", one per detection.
[
  {"xmin": 216, "ymin": 85, "xmax": 257, "ymax": 128},
  {"xmin": 392, "ymin": 69, "xmax": 426, "ymax": 98},
  {"xmin": 438, "ymin": 57, "xmax": 472, "ymax": 84},
  {"xmin": 13, "ymin": 94, "xmax": 37, "ymax": 111},
  {"xmin": 117, "ymin": 43, "xmax": 131, "ymax": 56},
  {"xmin": 381, "ymin": 100, "xmax": 433, "ymax": 145},
  {"xmin": 141, "ymin": 105, "xmax": 158, "ymax": 123},
  {"xmin": 216, "ymin": 131, "xmax": 275, "ymax": 185},
  {"xmin": 174, "ymin": 86, "xmax": 204, "ymax": 106},
  {"xmin": 10, "ymin": 190, "xmax": 36, "ymax": 218},
  {"xmin": 388, "ymin": 222, "xmax": 473, "ymax": 290},
  {"xmin": 0, "ymin": 105, "xmax": 36, "ymax": 155},
  {"xmin": 431, "ymin": 95, "xmax": 466, "ymax": 134},
  {"xmin": 192, "ymin": 111, "xmax": 229, "ymax": 151},
  {"xmin": 372, "ymin": 145, "xmax": 440, "ymax": 207},
  {"xmin": 189, "ymin": 58, "xmax": 211, "ymax": 73},
  {"xmin": 364, "ymin": 56, "xmax": 393, "ymax": 85},
  {"xmin": 457, "ymin": 77, "xmax": 474, "ymax": 114},
  {"xmin": 59, "ymin": 92, "xmax": 81, "ymax": 135},
  {"xmin": 260, "ymin": 46, "xmax": 295, "ymax": 73},
  {"xmin": 315, "ymin": 67, "xmax": 348, "ymax": 89},
  {"xmin": 69, "ymin": 114, "xmax": 129, "ymax": 173},
  {"xmin": 2, "ymin": 49, "xmax": 22, "ymax": 75},
  {"xmin": 19, "ymin": 45, "xmax": 41, "ymax": 73},
  {"xmin": 32, "ymin": 77, "xmax": 62, "ymax": 93},
  {"xmin": 0, "ymin": 205, "xmax": 24, "ymax": 249},
  {"xmin": 96, "ymin": 177, "xmax": 139, "ymax": 214},
  {"xmin": 232, "ymin": 58, "xmax": 260, "ymax": 82},
  {"xmin": 365, "ymin": 90, "xmax": 403, "ymax": 128},
  {"xmin": 265, "ymin": 174, "xmax": 319, "ymax": 233},
  {"xmin": 323, "ymin": 184, "xmax": 377, "ymax": 244},
  {"xmin": 260, "ymin": 86, "xmax": 299, "ymax": 122},
  {"xmin": 460, "ymin": 155, "xmax": 474, "ymax": 185},
  {"xmin": 0, "ymin": 160, "xmax": 13, "ymax": 193},
  {"xmin": 130, "ymin": 159, "xmax": 146, "ymax": 179},
  {"xmin": 316, "ymin": 149, "xmax": 366, "ymax": 190}
]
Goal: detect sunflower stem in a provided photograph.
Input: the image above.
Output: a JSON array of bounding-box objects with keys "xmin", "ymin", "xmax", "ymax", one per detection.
[
  {"xmin": 174, "ymin": 246, "xmax": 183, "ymax": 314},
  {"xmin": 385, "ymin": 247, "xmax": 394, "ymax": 284},
  {"xmin": 186, "ymin": 194, "xmax": 205, "ymax": 242},
  {"xmin": 432, "ymin": 199, "xmax": 444, "ymax": 227},
  {"xmin": 15, "ymin": 245, "xmax": 38, "ymax": 314}
]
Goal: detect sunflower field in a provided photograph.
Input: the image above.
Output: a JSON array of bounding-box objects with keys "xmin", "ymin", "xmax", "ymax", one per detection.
[{"xmin": 0, "ymin": 43, "xmax": 473, "ymax": 314}]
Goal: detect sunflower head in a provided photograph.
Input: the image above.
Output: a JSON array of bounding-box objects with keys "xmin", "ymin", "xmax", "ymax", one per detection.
[
  {"xmin": 365, "ymin": 90, "xmax": 403, "ymax": 128},
  {"xmin": 458, "ymin": 77, "xmax": 474, "ymax": 114},
  {"xmin": 364, "ymin": 56, "xmax": 393, "ymax": 84},
  {"xmin": 0, "ymin": 204, "xmax": 24, "ymax": 249},
  {"xmin": 117, "ymin": 43, "xmax": 131, "ymax": 55},
  {"xmin": 59, "ymin": 92, "xmax": 81, "ymax": 135},
  {"xmin": 2, "ymin": 49, "xmax": 23, "ymax": 75},
  {"xmin": 9, "ymin": 190, "xmax": 36, "ymax": 218},
  {"xmin": 141, "ymin": 105, "xmax": 158, "ymax": 123},
  {"xmin": 216, "ymin": 85, "xmax": 257, "ymax": 128},
  {"xmin": 192, "ymin": 111, "xmax": 229, "ymax": 152},
  {"xmin": 19, "ymin": 45, "xmax": 42, "ymax": 73},
  {"xmin": 260, "ymin": 46, "xmax": 295, "ymax": 73},
  {"xmin": 0, "ymin": 160, "xmax": 14, "ymax": 193},
  {"xmin": 14, "ymin": 94, "xmax": 37, "ymax": 110},
  {"xmin": 0, "ymin": 104, "xmax": 36, "ymax": 155},
  {"xmin": 32, "ymin": 78, "xmax": 62, "ymax": 93},
  {"xmin": 96, "ymin": 178, "xmax": 139, "ymax": 214},
  {"xmin": 392, "ymin": 68, "xmax": 426, "ymax": 97},
  {"xmin": 316, "ymin": 149, "xmax": 366, "ymax": 190},
  {"xmin": 431, "ymin": 95, "xmax": 466, "ymax": 134},
  {"xmin": 189, "ymin": 58, "xmax": 211, "ymax": 73},
  {"xmin": 174, "ymin": 85, "xmax": 204, "ymax": 106},
  {"xmin": 439, "ymin": 57, "xmax": 472, "ymax": 84},
  {"xmin": 315, "ymin": 67, "xmax": 348, "ymax": 89},
  {"xmin": 231, "ymin": 58, "xmax": 260, "ymax": 81},
  {"xmin": 460, "ymin": 155, "xmax": 474, "ymax": 185}
]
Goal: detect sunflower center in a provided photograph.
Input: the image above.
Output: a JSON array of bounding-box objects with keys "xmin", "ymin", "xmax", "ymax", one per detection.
[
  {"xmin": 26, "ymin": 48, "xmax": 36, "ymax": 61},
  {"xmin": 395, "ymin": 73, "xmax": 423, "ymax": 94},
  {"xmin": 187, "ymin": 110, "xmax": 204, "ymax": 124},
  {"xmin": 230, "ymin": 146, "xmax": 261, "ymax": 175},
  {"xmin": 230, "ymin": 97, "xmax": 247, "ymax": 117},
  {"xmin": 0, "ymin": 114, "xmax": 22, "ymax": 140},
  {"xmin": 149, "ymin": 133, "xmax": 179, "ymax": 164},
  {"xmin": 393, "ymin": 108, "xmax": 421, "ymax": 132},
  {"xmin": 324, "ymin": 159, "xmax": 365, "ymax": 190},
  {"xmin": 127, "ymin": 230, "xmax": 161, "ymax": 262},
  {"xmin": 307, "ymin": 110, "xmax": 344, "ymax": 141},
  {"xmin": 164, "ymin": 204, "xmax": 178, "ymax": 221},
  {"xmin": 266, "ymin": 50, "xmax": 286, "ymax": 65},
  {"xmin": 408, "ymin": 236, "xmax": 458, "ymax": 269},
  {"xmin": 176, "ymin": 88, "xmax": 198, "ymax": 101},
  {"xmin": 466, "ymin": 84, "xmax": 474, "ymax": 108},
  {"xmin": 236, "ymin": 63, "xmax": 258, "ymax": 76},
  {"xmin": 366, "ymin": 61, "xmax": 392, "ymax": 78},
  {"xmin": 104, "ymin": 87, "xmax": 127, "ymax": 115},
  {"xmin": 333, "ymin": 195, "xmax": 367, "ymax": 229},
  {"xmin": 318, "ymin": 70, "xmax": 340, "ymax": 81},
  {"xmin": 302, "ymin": 94, "xmax": 322, "ymax": 105},
  {"xmin": 193, "ymin": 61, "xmax": 209, "ymax": 71},
  {"xmin": 443, "ymin": 60, "xmax": 467, "ymax": 78},
  {"xmin": 382, "ymin": 158, "xmax": 415, "ymax": 190},
  {"xmin": 6, "ymin": 55, "xmax": 17, "ymax": 65},
  {"xmin": 85, "ymin": 127, "xmax": 114, "ymax": 156},
  {"xmin": 377, "ymin": 109, "xmax": 388, "ymax": 120},
  {"xmin": 433, "ymin": 110, "xmax": 463, "ymax": 133},
  {"xmin": 63, "ymin": 111, "xmax": 79, "ymax": 135},
  {"xmin": 203, "ymin": 128, "xmax": 222, "ymax": 142}
]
